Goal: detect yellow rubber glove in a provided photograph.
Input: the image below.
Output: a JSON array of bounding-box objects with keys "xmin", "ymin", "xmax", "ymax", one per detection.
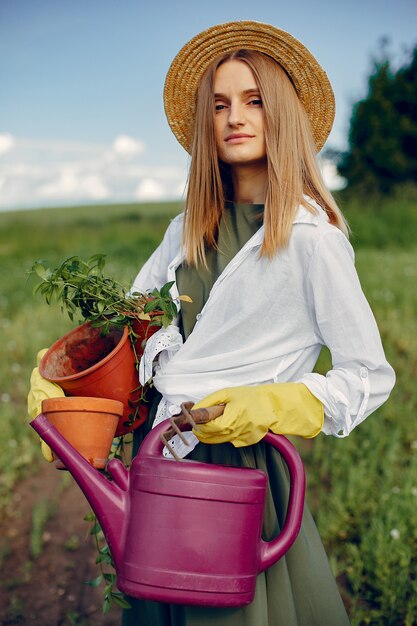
[
  {"xmin": 192, "ymin": 383, "xmax": 324, "ymax": 447},
  {"xmin": 27, "ymin": 349, "xmax": 65, "ymax": 462}
]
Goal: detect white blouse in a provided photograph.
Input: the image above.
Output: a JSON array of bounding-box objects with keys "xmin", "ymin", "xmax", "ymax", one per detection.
[{"xmin": 132, "ymin": 199, "xmax": 395, "ymax": 443}]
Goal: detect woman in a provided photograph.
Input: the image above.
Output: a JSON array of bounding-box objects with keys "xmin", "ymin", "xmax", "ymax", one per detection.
[
  {"xmin": 28, "ymin": 20, "xmax": 395, "ymax": 626},
  {"xmin": 122, "ymin": 20, "xmax": 395, "ymax": 626}
]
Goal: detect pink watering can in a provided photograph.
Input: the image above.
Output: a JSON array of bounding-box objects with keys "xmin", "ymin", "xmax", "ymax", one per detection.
[{"xmin": 30, "ymin": 412, "xmax": 305, "ymax": 607}]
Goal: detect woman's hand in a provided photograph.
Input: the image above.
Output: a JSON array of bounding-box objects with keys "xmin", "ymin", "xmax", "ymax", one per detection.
[
  {"xmin": 27, "ymin": 349, "xmax": 65, "ymax": 462},
  {"xmin": 192, "ymin": 383, "xmax": 324, "ymax": 447}
]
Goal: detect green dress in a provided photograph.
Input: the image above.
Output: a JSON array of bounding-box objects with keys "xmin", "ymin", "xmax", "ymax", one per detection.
[{"xmin": 123, "ymin": 203, "xmax": 350, "ymax": 626}]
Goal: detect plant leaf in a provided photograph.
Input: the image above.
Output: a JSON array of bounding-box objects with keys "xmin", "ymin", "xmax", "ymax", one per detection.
[
  {"xmin": 110, "ymin": 593, "xmax": 132, "ymax": 608},
  {"xmin": 178, "ymin": 294, "xmax": 193, "ymax": 303},
  {"xmin": 143, "ymin": 300, "xmax": 158, "ymax": 313},
  {"xmin": 137, "ymin": 312, "xmax": 151, "ymax": 321},
  {"xmin": 32, "ymin": 261, "xmax": 48, "ymax": 280},
  {"xmin": 159, "ymin": 281, "xmax": 175, "ymax": 298},
  {"xmin": 86, "ymin": 574, "xmax": 103, "ymax": 587},
  {"xmin": 103, "ymin": 596, "xmax": 112, "ymax": 613},
  {"xmin": 89, "ymin": 521, "xmax": 102, "ymax": 535},
  {"xmin": 161, "ymin": 314, "xmax": 171, "ymax": 328}
]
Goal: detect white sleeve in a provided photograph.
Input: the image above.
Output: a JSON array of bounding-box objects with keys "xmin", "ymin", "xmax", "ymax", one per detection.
[
  {"xmin": 299, "ymin": 229, "xmax": 395, "ymax": 437},
  {"xmin": 129, "ymin": 214, "xmax": 184, "ymax": 293}
]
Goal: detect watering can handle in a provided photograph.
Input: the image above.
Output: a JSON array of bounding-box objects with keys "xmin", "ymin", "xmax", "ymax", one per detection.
[
  {"xmin": 257, "ymin": 431, "xmax": 306, "ymax": 572},
  {"xmin": 141, "ymin": 419, "xmax": 306, "ymax": 571}
]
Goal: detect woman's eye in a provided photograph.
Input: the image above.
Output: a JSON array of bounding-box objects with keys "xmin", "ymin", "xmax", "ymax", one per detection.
[
  {"xmin": 249, "ymin": 98, "xmax": 262, "ymax": 106},
  {"xmin": 215, "ymin": 103, "xmax": 227, "ymax": 111}
]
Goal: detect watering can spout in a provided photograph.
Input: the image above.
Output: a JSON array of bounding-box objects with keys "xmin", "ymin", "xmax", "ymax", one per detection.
[{"xmin": 30, "ymin": 413, "xmax": 127, "ymax": 569}]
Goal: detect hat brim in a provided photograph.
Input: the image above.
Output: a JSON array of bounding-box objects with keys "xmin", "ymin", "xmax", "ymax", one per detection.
[{"xmin": 164, "ymin": 20, "xmax": 335, "ymax": 153}]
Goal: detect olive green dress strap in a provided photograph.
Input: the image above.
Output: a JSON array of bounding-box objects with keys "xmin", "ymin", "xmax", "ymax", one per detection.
[{"xmin": 176, "ymin": 202, "xmax": 263, "ymax": 340}]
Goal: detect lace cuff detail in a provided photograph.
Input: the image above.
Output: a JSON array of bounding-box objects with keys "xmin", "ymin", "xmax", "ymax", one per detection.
[{"xmin": 139, "ymin": 324, "xmax": 183, "ymax": 385}]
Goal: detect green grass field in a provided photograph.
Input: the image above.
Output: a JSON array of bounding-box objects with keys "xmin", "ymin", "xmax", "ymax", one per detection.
[{"xmin": 1, "ymin": 190, "xmax": 416, "ymax": 625}]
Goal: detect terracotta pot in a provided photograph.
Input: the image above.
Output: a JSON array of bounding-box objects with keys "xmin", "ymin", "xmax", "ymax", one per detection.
[
  {"xmin": 41, "ymin": 396, "xmax": 123, "ymax": 469},
  {"xmin": 39, "ymin": 321, "xmax": 159, "ymax": 436},
  {"xmin": 130, "ymin": 316, "xmax": 161, "ymax": 354}
]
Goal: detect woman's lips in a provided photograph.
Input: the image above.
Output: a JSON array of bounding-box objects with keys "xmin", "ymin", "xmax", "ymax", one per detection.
[{"xmin": 225, "ymin": 133, "xmax": 254, "ymax": 143}]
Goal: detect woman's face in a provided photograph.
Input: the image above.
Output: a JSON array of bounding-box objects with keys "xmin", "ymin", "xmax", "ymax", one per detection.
[{"xmin": 213, "ymin": 59, "xmax": 267, "ymax": 168}]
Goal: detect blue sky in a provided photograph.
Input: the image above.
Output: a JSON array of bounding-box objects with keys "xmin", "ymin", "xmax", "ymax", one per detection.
[{"xmin": 1, "ymin": 0, "xmax": 416, "ymax": 210}]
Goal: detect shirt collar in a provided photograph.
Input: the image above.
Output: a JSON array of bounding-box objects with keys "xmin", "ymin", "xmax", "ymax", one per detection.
[
  {"xmin": 293, "ymin": 197, "xmax": 329, "ymax": 226},
  {"xmin": 230, "ymin": 197, "xmax": 329, "ymax": 253}
]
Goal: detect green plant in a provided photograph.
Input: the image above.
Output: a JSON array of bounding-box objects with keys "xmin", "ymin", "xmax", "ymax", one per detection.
[
  {"xmin": 80, "ymin": 432, "xmax": 137, "ymax": 613},
  {"xmin": 338, "ymin": 43, "xmax": 417, "ymax": 194},
  {"xmin": 29, "ymin": 254, "xmax": 182, "ymax": 331},
  {"xmin": 84, "ymin": 512, "xmax": 131, "ymax": 614},
  {"xmin": 28, "ymin": 253, "xmax": 191, "ymax": 431},
  {"xmin": 30, "ymin": 498, "xmax": 56, "ymax": 559}
]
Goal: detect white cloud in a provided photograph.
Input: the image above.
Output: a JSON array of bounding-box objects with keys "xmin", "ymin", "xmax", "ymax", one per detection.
[
  {"xmin": 0, "ymin": 133, "xmax": 16, "ymax": 156},
  {"xmin": 1, "ymin": 138, "xmax": 344, "ymax": 207},
  {"xmin": 37, "ymin": 168, "xmax": 109, "ymax": 201},
  {"xmin": 112, "ymin": 134, "xmax": 145, "ymax": 157},
  {"xmin": 319, "ymin": 157, "xmax": 346, "ymax": 191},
  {"xmin": 135, "ymin": 178, "xmax": 165, "ymax": 201},
  {"xmin": 0, "ymin": 135, "xmax": 186, "ymax": 210}
]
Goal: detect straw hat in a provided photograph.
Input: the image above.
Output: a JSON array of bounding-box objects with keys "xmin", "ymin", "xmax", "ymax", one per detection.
[{"xmin": 164, "ymin": 20, "xmax": 335, "ymax": 153}]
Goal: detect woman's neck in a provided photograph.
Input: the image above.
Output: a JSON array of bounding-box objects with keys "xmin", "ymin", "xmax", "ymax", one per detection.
[{"xmin": 231, "ymin": 163, "xmax": 268, "ymax": 204}]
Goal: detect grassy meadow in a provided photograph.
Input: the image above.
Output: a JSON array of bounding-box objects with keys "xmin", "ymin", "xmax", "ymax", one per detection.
[{"xmin": 1, "ymin": 189, "xmax": 417, "ymax": 625}]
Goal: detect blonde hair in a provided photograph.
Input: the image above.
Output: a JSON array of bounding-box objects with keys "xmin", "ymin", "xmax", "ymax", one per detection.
[{"xmin": 184, "ymin": 49, "xmax": 348, "ymax": 266}]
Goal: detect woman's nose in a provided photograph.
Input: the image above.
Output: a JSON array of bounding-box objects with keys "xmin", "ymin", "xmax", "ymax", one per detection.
[{"xmin": 228, "ymin": 101, "xmax": 245, "ymax": 126}]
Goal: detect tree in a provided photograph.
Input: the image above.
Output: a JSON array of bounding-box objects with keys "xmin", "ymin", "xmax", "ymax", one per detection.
[{"xmin": 338, "ymin": 43, "xmax": 417, "ymax": 194}]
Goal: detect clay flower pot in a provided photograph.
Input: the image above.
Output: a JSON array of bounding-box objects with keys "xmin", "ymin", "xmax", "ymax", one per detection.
[
  {"xmin": 41, "ymin": 396, "xmax": 123, "ymax": 469},
  {"xmin": 39, "ymin": 321, "xmax": 158, "ymax": 436}
]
